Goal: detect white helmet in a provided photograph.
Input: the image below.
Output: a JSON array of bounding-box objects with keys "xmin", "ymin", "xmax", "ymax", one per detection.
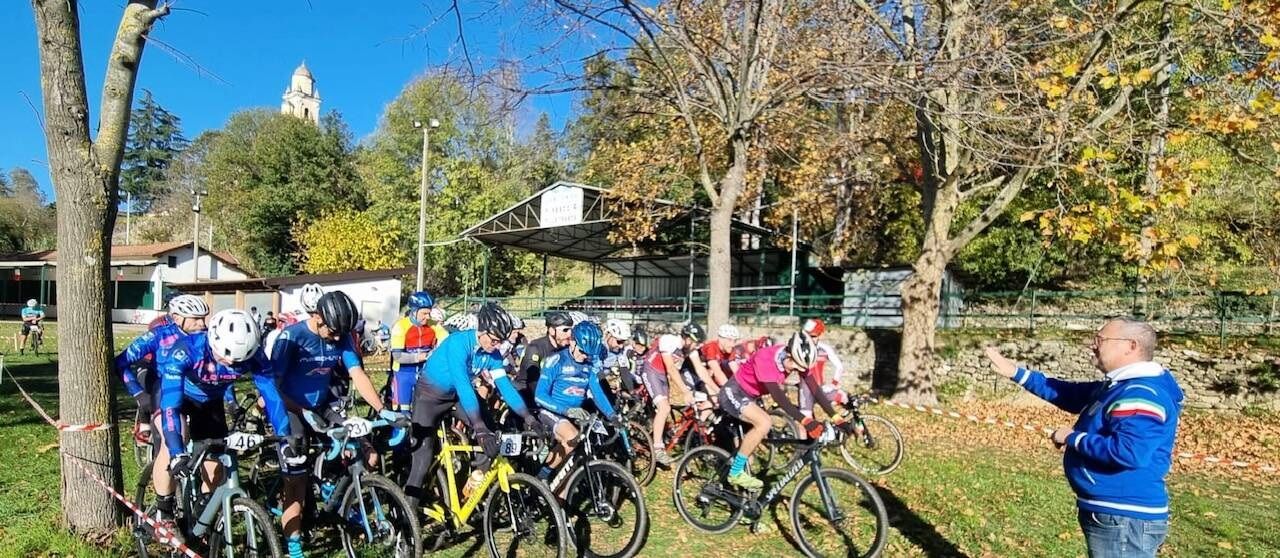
[
  {"xmin": 26, "ymin": 299, "xmax": 37, "ymax": 308},
  {"xmin": 657, "ymin": 334, "xmax": 682, "ymax": 354},
  {"xmin": 567, "ymin": 311, "xmax": 590, "ymax": 326},
  {"xmin": 786, "ymin": 332, "xmax": 819, "ymax": 368},
  {"xmin": 429, "ymin": 308, "xmax": 445, "ymax": 322},
  {"xmin": 443, "ymin": 313, "xmax": 477, "ymax": 331},
  {"xmin": 208, "ymin": 309, "xmax": 262, "ymax": 363},
  {"xmin": 604, "ymin": 319, "xmax": 631, "ymax": 340},
  {"xmin": 169, "ymin": 295, "xmax": 210, "ymax": 318},
  {"xmin": 299, "ymin": 283, "xmax": 325, "ymax": 313},
  {"xmin": 717, "ymin": 324, "xmax": 741, "ymax": 340}
]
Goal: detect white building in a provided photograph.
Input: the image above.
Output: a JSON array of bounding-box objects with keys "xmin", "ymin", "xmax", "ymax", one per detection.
[
  {"xmin": 281, "ymin": 61, "xmax": 321, "ymax": 124},
  {"xmin": 0, "ymin": 241, "xmax": 250, "ymax": 323},
  {"xmin": 170, "ymin": 267, "xmax": 412, "ymax": 332}
]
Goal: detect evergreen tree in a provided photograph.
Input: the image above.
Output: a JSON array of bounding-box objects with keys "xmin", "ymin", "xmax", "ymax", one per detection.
[{"xmin": 121, "ymin": 89, "xmax": 189, "ymax": 212}]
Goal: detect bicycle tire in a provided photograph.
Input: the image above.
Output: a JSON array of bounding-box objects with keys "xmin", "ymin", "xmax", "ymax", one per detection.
[
  {"xmin": 625, "ymin": 421, "xmax": 656, "ymax": 487},
  {"xmin": 207, "ymin": 496, "xmax": 284, "ymax": 558},
  {"xmin": 563, "ymin": 459, "xmax": 649, "ymax": 558},
  {"xmin": 789, "ymin": 468, "xmax": 888, "ymax": 558},
  {"xmin": 483, "ymin": 472, "xmax": 568, "ymax": 558},
  {"xmin": 671, "ymin": 445, "xmax": 742, "ymax": 534},
  {"xmin": 337, "ymin": 473, "xmax": 422, "ymax": 558},
  {"xmin": 132, "ymin": 459, "xmax": 157, "ymax": 558},
  {"xmin": 839, "ymin": 414, "xmax": 904, "ymax": 476}
]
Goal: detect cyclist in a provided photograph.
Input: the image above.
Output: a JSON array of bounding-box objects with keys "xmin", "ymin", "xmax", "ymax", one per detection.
[
  {"xmin": 387, "ymin": 291, "xmax": 448, "ymax": 413},
  {"xmin": 677, "ymin": 323, "xmax": 719, "ymax": 420},
  {"xmin": 271, "ymin": 291, "xmax": 399, "ymax": 558},
  {"xmin": 441, "ymin": 312, "xmax": 476, "ymax": 333},
  {"xmin": 117, "ymin": 295, "xmax": 210, "ymax": 450},
  {"xmin": 263, "ymin": 282, "xmax": 324, "ymax": 358},
  {"xmin": 799, "ymin": 318, "xmax": 850, "ymax": 413},
  {"xmin": 730, "ymin": 335, "xmax": 773, "ymax": 370},
  {"xmin": 152, "ymin": 310, "xmax": 290, "ymax": 536},
  {"xmin": 18, "ymin": 299, "xmax": 45, "ymax": 355},
  {"xmin": 601, "ymin": 319, "xmax": 637, "ymax": 392},
  {"xmin": 640, "ymin": 332, "xmax": 691, "ymax": 466},
  {"xmin": 533, "ymin": 321, "xmax": 617, "ymax": 480},
  {"xmin": 716, "ymin": 332, "xmax": 842, "ymax": 490},
  {"xmin": 403, "ymin": 303, "xmax": 543, "ymax": 508},
  {"xmin": 700, "ymin": 323, "xmax": 741, "ymax": 383},
  {"xmin": 514, "ymin": 310, "xmax": 574, "ymax": 408}
]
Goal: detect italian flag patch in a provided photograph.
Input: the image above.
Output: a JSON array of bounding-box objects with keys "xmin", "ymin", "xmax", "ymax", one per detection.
[{"xmin": 1107, "ymin": 398, "xmax": 1167, "ymax": 422}]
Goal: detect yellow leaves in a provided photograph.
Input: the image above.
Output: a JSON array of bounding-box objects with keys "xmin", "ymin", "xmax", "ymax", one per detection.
[
  {"xmin": 1018, "ymin": 211, "xmax": 1037, "ymax": 223},
  {"xmin": 1133, "ymin": 67, "xmax": 1155, "ymax": 85},
  {"xmin": 1261, "ymin": 33, "xmax": 1280, "ymax": 49},
  {"xmin": 1036, "ymin": 77, "xmax": 1067, "ymax": 99},
  {"xmin": 1218, "ymin": 541, "xmax": 1234, "ymax": 550},
  {"xmin": 1183, "ymin": 234, "xmax": 1203, "ymax": 249},
  {"xmin": 1061, "ymin": 61, "xmax": 1081, "ymax": 78},
  {"xmin": 296, "ymin": 209, "xmax": 407, "ymax": 274},
  {"xmin": 1051, "ymin": 15, "xmax": 1071, "ymax": 30},
  {"xmin": 1099, "ymin": 75, "xmax": 1118, "ymax": 90}
]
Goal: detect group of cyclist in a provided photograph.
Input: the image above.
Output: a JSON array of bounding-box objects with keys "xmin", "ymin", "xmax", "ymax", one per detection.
[{"xmin": 114, "ymin": 284, "xmax": 855, "ymax": 557}]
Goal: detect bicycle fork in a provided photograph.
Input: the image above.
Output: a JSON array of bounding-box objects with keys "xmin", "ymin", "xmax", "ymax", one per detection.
[{"xmin": 810, "ymin": 460, "xmax": 845, "ymax": 523}]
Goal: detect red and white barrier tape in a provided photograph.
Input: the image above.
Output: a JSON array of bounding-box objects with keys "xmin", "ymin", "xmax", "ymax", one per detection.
[
  {"xmin": 866, "ymin": 395, "xmax": 1279, "ymax": 475},
  {"xmin": 0, "ymin": 356, "xmax": 202, "ymax": 557}
]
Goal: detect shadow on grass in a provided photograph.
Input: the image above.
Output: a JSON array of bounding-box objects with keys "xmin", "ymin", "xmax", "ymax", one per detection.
[{"xmin": 879, "ymin": 483, "xmax": 971, "ymax": 558}]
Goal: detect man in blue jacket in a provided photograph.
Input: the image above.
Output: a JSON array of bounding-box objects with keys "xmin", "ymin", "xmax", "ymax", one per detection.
[{"xmin": 985, "ymin": 317, "xmax": 1182, "ymax": 558}]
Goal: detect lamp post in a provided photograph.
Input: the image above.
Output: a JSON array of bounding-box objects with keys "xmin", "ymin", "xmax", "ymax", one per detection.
[
  {"xmin": 413, "ymin": 118, "xmax": 440, "ymax": 292},
  {"xmin": 190, "ymin": 189, "xmax": 208, "ymax": 282}
]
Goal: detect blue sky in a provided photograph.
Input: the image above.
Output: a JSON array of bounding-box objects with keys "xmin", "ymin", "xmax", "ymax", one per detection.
[{"xmin": 0, "ymin": 1, "xmax": 581, "ymax": 201}]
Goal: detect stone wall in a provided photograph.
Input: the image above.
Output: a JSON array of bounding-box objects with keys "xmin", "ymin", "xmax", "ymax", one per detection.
[{"xmin": 522, "ymin": 317, "xmax": 1279, "ymax": 411}]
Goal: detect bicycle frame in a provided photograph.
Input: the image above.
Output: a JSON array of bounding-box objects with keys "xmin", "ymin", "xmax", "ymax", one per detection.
[
  {"xmin": 420, "ymin": 424, "xmax": 518, "ymax": 530},
  {"xmin": 181, "ymin": 436, "xmax": 271, "ymax": 544},
  {"xmin": 712, "ymin": 435, "xmax": 843, "ymax": 521}
]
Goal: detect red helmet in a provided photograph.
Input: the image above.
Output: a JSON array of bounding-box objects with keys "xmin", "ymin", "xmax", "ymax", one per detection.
[{"xmin": 803, "ymin": 318, "xmax": 826, "ymax": 338}]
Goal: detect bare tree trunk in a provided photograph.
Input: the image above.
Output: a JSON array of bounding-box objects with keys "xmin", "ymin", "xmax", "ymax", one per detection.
[
  {"xmin": 895, "ymin": 184, "xmax": 960, "ymax": 405},
  {"xmin": 31, "ymin": 0, "xmax": 167, "ymax": 535},
  {"xmin": 707, "ymin": 137, "xmax": 749, "ymax": 328}
]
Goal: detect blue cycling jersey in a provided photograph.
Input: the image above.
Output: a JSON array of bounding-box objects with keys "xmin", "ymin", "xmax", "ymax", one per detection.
[
  {"xmin": 21, "ymin": 307, "xmax": 44, "ymax": 321},
  {"xmin": 157, "ymin": 332, "xmax": 289, "ymax": 457},
  {"xmin": 534, "ymin": 349, "xmax": 616, "ymax": 418},
  {"xmin": 270, "ymin": 321, "xmax": 363, "ymax": 410},
  {"xmin": 421, "ymin": 328, "xmax": 528, "ymax": 425},
  {"xmin": 116, "ymin": 316, "xmax": 183, "ymax": 397}
]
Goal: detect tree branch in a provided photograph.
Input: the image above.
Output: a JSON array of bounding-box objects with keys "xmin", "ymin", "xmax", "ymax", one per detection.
[
  {"xmin": 92, "ymin": 1, "xmax": 169, "ymax": 178},
  {"xmin": 946, "ymin": 167, "xmax": 1029, "ymax": 258}
]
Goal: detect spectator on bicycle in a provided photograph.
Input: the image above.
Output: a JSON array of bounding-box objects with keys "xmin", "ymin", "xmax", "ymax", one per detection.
[
  {"xmin": 271, "ymin": 291, "xmax": 399, "ymax": 558},
  {"xmin": 387, "ymin": 291, "xmax": 448, "ymax": 413},
  {"xmin": 403, "ymin": 303, "xmax": 543, "ymax": 508},
  {"xmin": 701, "ymin": 323, "xmax": 741, "ymax": 381},
  {"xmin": 116, "ymin": 295, "xmax": 210, "ymax": 446},
  {"xmin": 152, "ymin": 310, "xmax": 290, "ymax": 538},
  {"xmin": 639, "ymin": 332, "xmax": 691, "ymax": 466},
  {"xmin": 18, "ymin": 299, "xmax": 45, "ymax": 355},
  {"xmin": 799, "ymin": 318, "xmax": 850, "ymax": 414},
  {"xmin": 263, "ymin": 283, "xmax": 324, "ymax": 358},
  {"xmin": 533, "ymin": 321, "xmax": 618, "ymax": 480},
  {"xmin": 985, "ymin": 318, "xmax": 1182, "ymax": 558},
  {"xmin": 717, "ymin": 332, "xmax": 843, "ymax": 490},
  {"xmin": 514, "ymin": 310, "xmax": 574, "ymax": 407}
]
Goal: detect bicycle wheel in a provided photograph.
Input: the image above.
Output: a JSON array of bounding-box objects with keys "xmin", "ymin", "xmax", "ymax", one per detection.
[
  {"xmin": 625, "ymin": 421, "xmax": 656, "ymax": 487},
  {"xmin": 208, "ymin": 496, "xmax": 284, "ymax": 558},
  {"xmin": 671, "ymin": 445, "xmax": 742, "ymax": 534},
  {"xmin": 337, "ymin": 473, "xmax": 423, "ymax": 558},
  {"xmin": 840, "ymin": 414, "xmax": 904, "ymax": 476},
  {"xmin": 563, "ymin": 460, "xmax": 648, "ymax": 558},
  {"xmin": 790, "ymin": 468, "xmax": 888, "ymax": 558},
  {"xmin": 132, "ymin": 460, "xmax": 157, "ymax": 558},
  {"xmin": 483, "ymin": 472, "xmax": 567, "ymax": 558}
]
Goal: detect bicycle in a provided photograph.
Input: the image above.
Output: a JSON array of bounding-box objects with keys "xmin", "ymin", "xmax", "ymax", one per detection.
[
  {"xmin": 259, "ymin": 410, "xmax": 422, "ymax": 558},
  {"xmin": 536, "ymin": 412, "xmax": 649, "ymax": 558},
  {"xmin": 672, "ymin": 425, "xmax": 889, "ymax": 558},
  {"xmin": 27, "ymin": 323, "xmax": 44, "ymax": 355},
  {"xmin": 133, "ymin": 431, "xmax": 283, "ymax": 558},
  {"xmin": 417, "ymin": 423, "xmax": 570, "ymax": 558},
  {"xmin": 831, "ymin": 394, "xmax": 904, "ymax": 476}
]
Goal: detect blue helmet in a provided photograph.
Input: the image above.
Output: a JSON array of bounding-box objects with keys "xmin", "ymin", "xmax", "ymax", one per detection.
[
  {"xmin": 571, "ymin": 321, "xmax": 604, "ymax": 362},
  {"xmin": 407, "ymin": 291, "xmax": 435, "ymax": 311}
]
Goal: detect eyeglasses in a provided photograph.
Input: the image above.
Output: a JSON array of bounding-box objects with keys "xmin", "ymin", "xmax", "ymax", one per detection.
[
  {"xmin": 1091, "ymin": 335, "xmax": 1134, "ymax": 346},
  {"xmin": 555, "ymin": 327, "xmax": 572, "ymax": 333}
]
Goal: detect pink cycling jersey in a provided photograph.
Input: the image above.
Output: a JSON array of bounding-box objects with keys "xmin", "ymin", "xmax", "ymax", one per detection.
[{"xmin": 734, "ymin": 344, "xmax": 788, "ymax": 398}]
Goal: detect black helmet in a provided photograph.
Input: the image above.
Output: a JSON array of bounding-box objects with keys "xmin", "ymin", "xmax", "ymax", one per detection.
[
  {"xmin": 477, "ymin": 302, "xmax": 515, "ymax": 339},
  {"xmin": 681, "ymin": 322, "xmax": 706, "ymax": 343},
  {"xmin": 544, "ymin": 310, "xmax": 573, "ymax": 328},
  {"xmin": 317, "ymin": 291, "xmax": 360, "ymax": 334},
  {"xmin": 631, "ymin": 326, "xmax": 650, "ymax": 347}
]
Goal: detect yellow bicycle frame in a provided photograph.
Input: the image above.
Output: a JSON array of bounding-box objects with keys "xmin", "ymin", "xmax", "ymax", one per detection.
[{"xmin": 420, "ymin": 425, "xmax": 517, "ymax": 530}]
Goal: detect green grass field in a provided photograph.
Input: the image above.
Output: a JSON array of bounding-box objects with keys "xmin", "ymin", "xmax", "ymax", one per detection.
[{"xmin": 2, "ymin": 322, "xmax": 1278, "ymax": 557}]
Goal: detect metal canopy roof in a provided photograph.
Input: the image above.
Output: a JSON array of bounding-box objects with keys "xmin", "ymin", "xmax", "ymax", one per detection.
[{"xmin": 460, "ymin": 181, "xmax": 778, "ymax": 266}]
